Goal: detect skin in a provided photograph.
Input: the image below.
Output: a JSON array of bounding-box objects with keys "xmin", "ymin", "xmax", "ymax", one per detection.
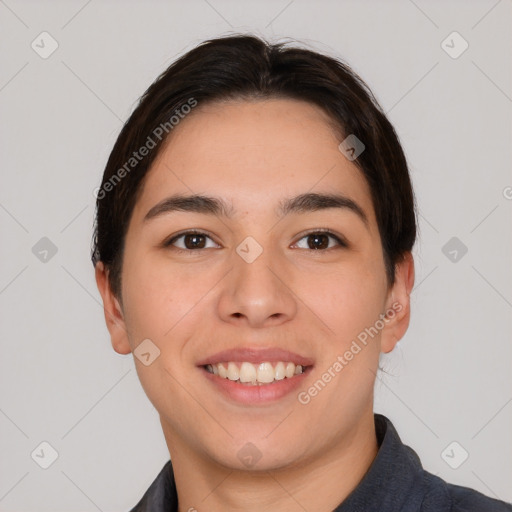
[{"xmin": 96, "ymin": 98, "xmax": 414, "ymax": 512}]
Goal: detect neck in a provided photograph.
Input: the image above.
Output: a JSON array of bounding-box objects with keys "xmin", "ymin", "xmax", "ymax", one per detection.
[{"xmin": 163, "ymin": 408, "xmax": 379, "ymax": 512}]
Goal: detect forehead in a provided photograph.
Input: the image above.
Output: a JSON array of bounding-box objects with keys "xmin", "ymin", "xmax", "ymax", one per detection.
[{"xmin": 134, "ymin": 98, "xmax": 377, "ymax": 227}]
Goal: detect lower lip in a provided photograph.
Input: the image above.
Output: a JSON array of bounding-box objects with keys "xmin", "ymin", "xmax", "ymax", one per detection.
[{"xmin": 200, "ymin": 366, "xmax": 312, "ymax": 404}]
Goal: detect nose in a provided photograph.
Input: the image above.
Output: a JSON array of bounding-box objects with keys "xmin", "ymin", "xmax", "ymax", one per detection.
[{"xmin": 216, "ymin": 242, "xmax": 297, "ymax": 329}]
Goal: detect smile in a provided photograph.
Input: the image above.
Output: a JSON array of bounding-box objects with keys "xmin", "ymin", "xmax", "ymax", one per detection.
[
  {"xmin": 197, "ymin": 347, "xmax": 314, "ymax": 403},
  {"xmin": 204, "ymin": 361, "xmax": 308, "ymax": 385}
]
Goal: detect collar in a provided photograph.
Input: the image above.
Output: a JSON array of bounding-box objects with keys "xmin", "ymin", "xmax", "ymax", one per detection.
[{"xmin": 334, "ymin": 413, "xmax": 425, "ymax": 510}]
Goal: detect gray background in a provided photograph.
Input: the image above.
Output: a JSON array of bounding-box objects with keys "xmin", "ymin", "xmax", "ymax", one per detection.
[{"xmin": 1, "ymin": 0, "xmax": 511, "ymax": 510}]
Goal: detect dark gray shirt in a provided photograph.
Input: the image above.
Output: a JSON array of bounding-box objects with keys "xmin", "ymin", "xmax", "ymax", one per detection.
[{"xmin": 129, "ymin": 413, "xmax": 512, "ymax": 511}]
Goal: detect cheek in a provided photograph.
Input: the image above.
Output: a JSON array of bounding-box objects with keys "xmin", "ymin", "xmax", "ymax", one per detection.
[
  {"xmin": 120, "ymin": 256, "xmax": 196, "ymax": 412},
  {"xmin": 120, "ymin": 251, "xmax": 179, "ymax": 344},
  {"xmin": 120, "ymin": 249, "xmax": 218, "ymax": 348},
  {"xmin": 299, "ymin": 266, "xmax": 385, "ymax": 416},
  {"xmin": 305, "ymin": 261, "xmax": 387, "ymax": 343}
]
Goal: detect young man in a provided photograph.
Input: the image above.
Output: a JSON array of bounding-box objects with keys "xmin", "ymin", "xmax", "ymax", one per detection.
[{"xmin": 93, "ymin": 35, "xmax": 512, "ymax": 511}]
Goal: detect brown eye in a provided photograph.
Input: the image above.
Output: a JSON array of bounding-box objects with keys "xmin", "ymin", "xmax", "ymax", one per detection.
[
  {"xmin": 307, "ymin": 233, "xmax": 329, "ymax": 250},
  {"xmin": 294, "ymin": 231, "xmax": 347, "ymax": 250},
  {"xmin": 183, "ymin": 233, "xmax": 206, "ymax": 249},
  {"xmin": 165, "ymin": 231, "xmax": 218, "ymax": 251}
]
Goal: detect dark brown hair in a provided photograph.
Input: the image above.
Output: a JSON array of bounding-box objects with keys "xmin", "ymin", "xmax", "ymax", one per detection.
[{"xmin": 92, "ymin": 34, "xmax": 417, "ymax": 299}]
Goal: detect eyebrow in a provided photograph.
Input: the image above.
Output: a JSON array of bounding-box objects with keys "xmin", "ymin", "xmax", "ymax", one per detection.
[{"xmin": 143, "ymin": 192, "xmax": 369, "ymax": 227}]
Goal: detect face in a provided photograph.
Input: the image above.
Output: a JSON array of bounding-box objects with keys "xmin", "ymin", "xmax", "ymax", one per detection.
[{"xmin": 96, "ymin": 98, "xmax": 413, "ymax": 471}]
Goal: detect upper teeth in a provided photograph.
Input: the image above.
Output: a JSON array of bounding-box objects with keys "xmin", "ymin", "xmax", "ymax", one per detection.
[{"xmin": 205, "ymin": 361, "xmax": 305, "ymax": 384}]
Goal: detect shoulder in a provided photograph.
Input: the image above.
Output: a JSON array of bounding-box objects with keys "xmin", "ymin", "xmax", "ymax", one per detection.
[{"xmin": 420, "ymin": 470, "xmax": 512, "ymax": 512}]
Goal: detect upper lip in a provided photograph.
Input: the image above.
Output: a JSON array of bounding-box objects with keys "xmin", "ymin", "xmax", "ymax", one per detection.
[{"xmin": 196, "ymin": 348, "xmax": 314, "ymax": 367}]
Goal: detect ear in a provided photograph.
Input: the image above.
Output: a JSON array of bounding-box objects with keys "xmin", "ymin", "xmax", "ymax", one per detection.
[
  {"xmin": 95, "ymin": 262, "xmax": 132, "ymax": 355},
  {"xmin": 380, "ymin": 252, "xmax": 415, "ymax": 354}
]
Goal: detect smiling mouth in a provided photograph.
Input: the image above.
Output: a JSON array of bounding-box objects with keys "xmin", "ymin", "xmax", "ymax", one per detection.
[{"xmin": 203, "ymin": 361, "xmax": 312, "ymax": 386}]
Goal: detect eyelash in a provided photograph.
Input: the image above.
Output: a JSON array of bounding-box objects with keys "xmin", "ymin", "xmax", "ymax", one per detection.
[{"xmin": 163, "ymin": 228, "xmax": 348, "ymax": 254}]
